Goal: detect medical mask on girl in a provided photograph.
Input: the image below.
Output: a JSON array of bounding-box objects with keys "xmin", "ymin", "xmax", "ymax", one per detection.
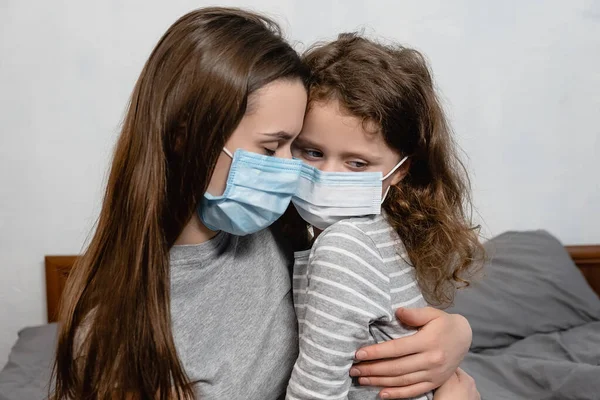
[
  {"xmin": 292, "ymin": 157, "xmax": 408, "ymax": 230},
  {"xmin": 199, "ymin": 148, "xmax": 303, "ymax": 236}
]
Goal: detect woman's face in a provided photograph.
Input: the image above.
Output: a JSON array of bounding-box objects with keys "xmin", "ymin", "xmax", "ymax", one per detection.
[{"xmin": 206, "ymin": 78, "xmax": 307, "ymax": 196}]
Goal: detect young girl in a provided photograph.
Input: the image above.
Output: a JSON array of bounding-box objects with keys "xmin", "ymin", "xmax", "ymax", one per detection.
[{"xmin": 285, "ymin": 33, "xmax": 482, "ymax": 399}]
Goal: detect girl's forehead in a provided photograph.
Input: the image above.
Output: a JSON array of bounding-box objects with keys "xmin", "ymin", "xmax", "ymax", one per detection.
[{"xmin": 300, "ymin": 100, "xmax": 385, "ymax": 150}]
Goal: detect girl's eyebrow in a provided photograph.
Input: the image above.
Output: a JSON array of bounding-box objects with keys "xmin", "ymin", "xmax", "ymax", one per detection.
[
  {"xmin": 293, "ymin": 136, "xmax": 321, "ymax": 147},
  {"xmin": 340, "ymin": 149, "xmax": 382, "ymax": 162},
  {"xmin": 261, "ymin": 131, "xmax": 295, "ymax": 141}
]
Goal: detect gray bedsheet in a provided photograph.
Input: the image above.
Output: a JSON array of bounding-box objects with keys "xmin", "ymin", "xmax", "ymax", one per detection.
[
  {"xmin": 0, "ymin": 324, "xmax": 56, "ymax": 400},
  {"xmin": 448, "ymin": 230, "xmax": 600, "ymax": 400},
  {"xmin": 462, "ymin": 321, "xmax": 600, "ymax": 400}
]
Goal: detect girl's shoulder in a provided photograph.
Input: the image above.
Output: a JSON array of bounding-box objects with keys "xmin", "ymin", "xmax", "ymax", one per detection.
[
  {"xmin": 307, "ymin": 215, "xmax": 412, "ymax": 280},
  {"xmin": 321, "ymin": 215, "xmax": 400, "ymax": 245},
  {"xmin": 312, "ymin": 215, "xmax": 406, "ymax": 259}
]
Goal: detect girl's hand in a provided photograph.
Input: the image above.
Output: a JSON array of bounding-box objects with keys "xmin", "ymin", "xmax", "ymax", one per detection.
[
  {"xmin": 349, "ymin": 307, "xmax": 472, "ymax": 399},
  {"xmin": 433, "ymin": 368, "xmax": 480, "ymax": 400}
]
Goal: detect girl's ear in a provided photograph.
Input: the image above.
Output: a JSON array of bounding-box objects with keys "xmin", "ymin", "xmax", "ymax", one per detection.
[{"xmin": 390, "ymin": 158, "xmax": 411, "ymax": 186}]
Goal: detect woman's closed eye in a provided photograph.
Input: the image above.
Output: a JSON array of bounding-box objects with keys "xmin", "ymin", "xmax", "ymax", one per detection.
[{"xmin": 263, "ymin": 147, "xmax": 276, "ymax": 156}]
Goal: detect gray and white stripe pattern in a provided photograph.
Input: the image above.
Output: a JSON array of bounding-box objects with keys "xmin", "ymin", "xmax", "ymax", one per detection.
[{"xmin": 286, "ymin": 214, "xmax": 432, "ymax": 400}]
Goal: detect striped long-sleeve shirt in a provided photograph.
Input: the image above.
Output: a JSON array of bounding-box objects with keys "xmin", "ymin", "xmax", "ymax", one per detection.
[{"xmin": 286, "ymin": 214, "xmax": 433, "ymax": 400}]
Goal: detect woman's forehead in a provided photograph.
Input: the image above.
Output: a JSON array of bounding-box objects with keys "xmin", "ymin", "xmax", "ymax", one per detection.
[{"xmin": 244, "ymin": 79, "xmax": 307, "ymax": 136}]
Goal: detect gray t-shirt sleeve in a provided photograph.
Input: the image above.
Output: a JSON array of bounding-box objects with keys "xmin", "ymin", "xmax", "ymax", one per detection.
[{"xmin": 286, "ymin": 221, "xmax": 420, "ymax": 400}]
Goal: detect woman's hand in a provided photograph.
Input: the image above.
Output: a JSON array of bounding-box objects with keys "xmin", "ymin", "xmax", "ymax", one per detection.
[
  {"xmin": 433, "ymin": 368, "xmax": 480, "ymax": 400},
  {"xmin": 349, "ymin": 307, "xmax": 472, "ymax": 399}
]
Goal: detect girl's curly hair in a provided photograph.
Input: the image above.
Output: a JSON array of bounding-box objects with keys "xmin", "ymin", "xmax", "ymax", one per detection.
[{"xmin": 297, "ymin": 33, "xmax": 484, "ymax": 306}]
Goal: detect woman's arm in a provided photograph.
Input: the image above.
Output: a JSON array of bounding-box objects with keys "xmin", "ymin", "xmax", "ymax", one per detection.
[{"xmin": 349, "ymin": 307, "xmax": 472, "ymax": 399}]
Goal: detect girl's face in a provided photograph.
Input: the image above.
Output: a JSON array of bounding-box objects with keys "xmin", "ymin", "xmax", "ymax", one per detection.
[
  {"xmin": 206, "ymin": 78, "xmax": 307, "ymax": 196},
  {"xmin": 292, "ymin": 99, "xmax": 409, "ymax": 191}
]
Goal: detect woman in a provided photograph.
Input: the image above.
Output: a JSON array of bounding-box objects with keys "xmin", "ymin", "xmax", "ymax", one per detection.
[{"xmin": 53, "ymin": 7, "xmax": 476, "ymax": 400}]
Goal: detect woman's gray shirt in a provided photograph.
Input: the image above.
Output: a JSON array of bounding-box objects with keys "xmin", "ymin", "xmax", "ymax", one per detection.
[{"xmin": 170, "ymin": 228, "xmax": 297, "ymax": 399}]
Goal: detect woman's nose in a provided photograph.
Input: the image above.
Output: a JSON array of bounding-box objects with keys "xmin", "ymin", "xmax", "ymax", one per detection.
[{"xmin": 276, "ymin": 145, "xmax": 293, "ymax": 159}]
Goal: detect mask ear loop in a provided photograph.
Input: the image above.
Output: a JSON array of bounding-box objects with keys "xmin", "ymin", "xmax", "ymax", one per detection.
[
  {"xmin": 381, "ymin": 156, "xmax": 409, "ymax": 204},
  {"xmin": 223, "ymin": 147, "xmax": 234, "ymax": 158}
]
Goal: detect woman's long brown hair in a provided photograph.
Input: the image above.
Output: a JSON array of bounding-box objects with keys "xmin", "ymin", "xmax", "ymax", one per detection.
[
  {"xmin": 52, "ymin": 8, "xmax": 308, "ymax": 400},
  {"xmin": 299, "ymin": 33, "xmax": 483, "ymax": 306}
]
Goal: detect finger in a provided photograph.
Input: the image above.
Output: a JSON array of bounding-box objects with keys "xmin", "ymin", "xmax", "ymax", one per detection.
[
  {"xmin": 455, "ymin": 368, "xmax": 474, "ymax": 383},
  {"xmin": 447, "ymin": 370, "xmax": 461, "ymax": 384},
  {"xmin": 357, "ymin": 370, "xmax": 430, "ymax": 388},
  {"xmin": 395, "ymin": 306, "xmax": 444, "ymax": 328},
  {"xmin": 378, "ymin": 382, "xmax": 435, "ymax": 399},
  {"xmin": 355, "ymin": 333, "xmax": 426, "ymax": 361},
  {"xmin": 455, "ymin": 368, "xmax": 479, "ymax": 399},
  {"xmin": 351, "ymin": 353, "xmax": 430, "ymax": 378}
]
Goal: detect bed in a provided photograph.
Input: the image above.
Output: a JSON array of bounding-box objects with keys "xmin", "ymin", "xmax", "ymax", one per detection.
[
  {"xmin": 448, "ymin": 231, "xmax": 600, "ymax": 400},
  {"xmin": 0, "ymin": 230, "xmax": 599, "ymax": 400}
]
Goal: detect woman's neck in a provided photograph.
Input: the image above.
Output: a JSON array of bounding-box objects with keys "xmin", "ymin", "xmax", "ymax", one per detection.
[{"xmin": 175, "ymin": 213, "xmax": 219, "ymax": 245}]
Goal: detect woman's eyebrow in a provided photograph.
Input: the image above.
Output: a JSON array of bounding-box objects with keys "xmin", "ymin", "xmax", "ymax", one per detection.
[{"xmin": 261, "ymin": 131, "xmax": 295, "ymax": 141}]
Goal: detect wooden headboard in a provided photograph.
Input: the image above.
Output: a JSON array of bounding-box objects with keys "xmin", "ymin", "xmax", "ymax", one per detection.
[
  {"xmin": 565, "ymin": 245, "xmax": 600, "ymax": 295},
  {"xmin": 45, "ymin": 255, "xmax": 79, "ymax": 323},
  {"xmin": 44, "ymin": 245, "xmax": 600, "ymax": 323}
]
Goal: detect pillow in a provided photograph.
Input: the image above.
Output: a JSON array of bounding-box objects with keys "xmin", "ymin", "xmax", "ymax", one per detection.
[
  {"xmin": 0, "ymin": 323, "xmax": 57, "ymax": 400},
  {"xmin": 448, "ymin": 230, "xmax": 600, "ymax": 351}
]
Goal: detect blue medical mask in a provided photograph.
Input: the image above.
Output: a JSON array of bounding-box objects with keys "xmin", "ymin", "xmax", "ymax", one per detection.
[
  {"xmin": 292, "ymin": 157, "xmax": 408, "ymax": 230},
  {"xmin": 199, "ymin": 148, "xmax": 303, "ymax": 236}
]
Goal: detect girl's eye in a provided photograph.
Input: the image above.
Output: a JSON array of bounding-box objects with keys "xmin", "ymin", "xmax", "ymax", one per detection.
[
  {"xmin": 347, "ymin": 160, "xmax": 368, "ymax": 169},
  {"xmin": 304, "ymin": 149, "xmax": 323, "ymax": 159},
  {"xmin": 264, "ymin": 147, "xmax": 276, "ymax": 156}
]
